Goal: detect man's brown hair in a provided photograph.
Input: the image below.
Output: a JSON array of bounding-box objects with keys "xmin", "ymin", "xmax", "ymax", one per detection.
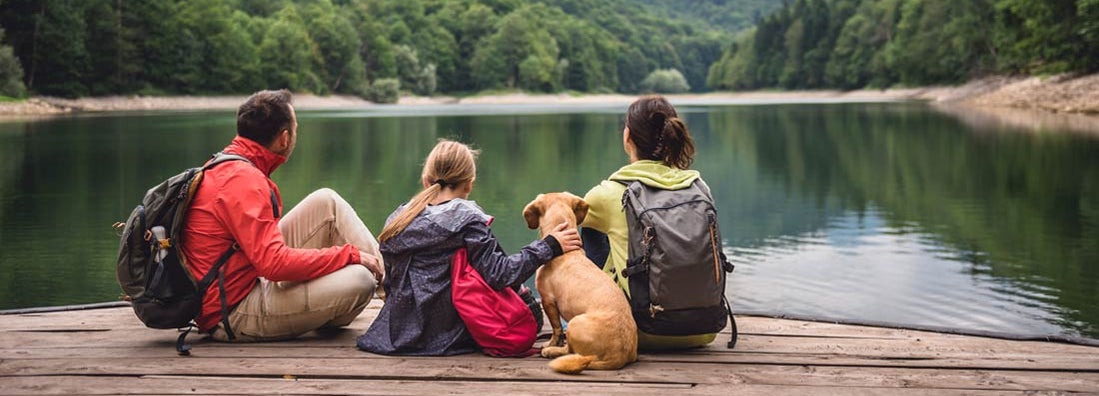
[{"xmin": 236, "ymin": 89, "xmax": 294, "ymax": 146}]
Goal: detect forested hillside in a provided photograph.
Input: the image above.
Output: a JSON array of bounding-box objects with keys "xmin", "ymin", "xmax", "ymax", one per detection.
[
  {"xmin": 0, "ymin": 0, "xmax": 775, "ymax": 99},
  {"xmin": 707, "ymin": 0, "xmax": 1099, "ymax": 90},
  {"xmin": 1, "ymin": 0, "xmax": 1094, "ymax": 100}
]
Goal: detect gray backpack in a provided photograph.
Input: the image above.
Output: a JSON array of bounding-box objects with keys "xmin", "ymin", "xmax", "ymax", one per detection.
[{"xmin": 621, "ymin": 179, "xmax": 738, "ymax": 348}]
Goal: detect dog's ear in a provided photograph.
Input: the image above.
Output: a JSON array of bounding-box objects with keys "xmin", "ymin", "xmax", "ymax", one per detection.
[
  {"xmin": 522, "ymin": 195, "xmax": 543, "ymax": 229},
  {"xmin": 573, "ymin": 197, "xmax": 589, "ymax": 225}
]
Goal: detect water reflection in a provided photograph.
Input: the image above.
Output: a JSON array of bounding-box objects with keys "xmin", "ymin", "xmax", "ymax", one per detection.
[
  {"xmin": 729, "ymin": 208, "xmax": 1065, "ymax": 336},
  {"xmin": 705, "ymin": 103, "xmax": 1099, "ymax": 338},
  {"xmin": 0, "ymin": 102, "xmax": 1096, "ymax": 340}
]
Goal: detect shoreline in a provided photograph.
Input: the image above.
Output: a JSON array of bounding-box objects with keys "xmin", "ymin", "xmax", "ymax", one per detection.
[
  {"xmin": 0, "ymin": 90, "xmax": 935, "ymax": 116},
  {"xmin": 2, "ymin": 74, "xmax": 1097, "ymax": 132}
]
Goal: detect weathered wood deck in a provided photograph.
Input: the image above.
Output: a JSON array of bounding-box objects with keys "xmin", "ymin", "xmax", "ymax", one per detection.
[{"xmin": 2, "ymin": 300, "xmax": 1097, "ymax": 395}]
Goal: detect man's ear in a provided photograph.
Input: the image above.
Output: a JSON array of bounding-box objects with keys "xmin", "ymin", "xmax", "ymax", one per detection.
[
  {"xmin": 522, "ymin": 195, "xmax": 543, "ymax": 229},
  {"xmin": 573, "ymin": 197, "xmax": 589, "ymax": 225},
  {"xmin": 271, "ymin": 129, "xmax": 291, "ymax": 152}
]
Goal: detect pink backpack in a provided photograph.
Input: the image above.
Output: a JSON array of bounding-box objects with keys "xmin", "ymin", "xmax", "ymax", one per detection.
[{"xmin": 450, "ymin": 248, "xmax": 538, "ymax": 357}]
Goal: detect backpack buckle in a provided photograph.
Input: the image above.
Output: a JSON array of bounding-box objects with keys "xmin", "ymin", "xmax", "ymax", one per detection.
[
  {"xmin": 622, "ymin": 262, "xmax": 648, "ymax": 277},
  {"xmin": 649, "ymin": 304, "xmax": 664, "ymax": 318}
]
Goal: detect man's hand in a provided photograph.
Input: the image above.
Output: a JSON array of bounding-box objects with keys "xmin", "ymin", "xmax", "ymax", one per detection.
[
  {"xmin": 548, "ymin": 222, "xmax": 582, "ymax": 253},
  {"xmin": 358, "ymin": 250, "xmax": 384, "ymax": 285}
]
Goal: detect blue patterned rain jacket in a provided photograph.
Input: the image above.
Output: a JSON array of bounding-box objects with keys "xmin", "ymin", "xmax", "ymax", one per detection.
[{"xmin": 357, "ymin": 199, "xmax": 556, "ymax": 356}]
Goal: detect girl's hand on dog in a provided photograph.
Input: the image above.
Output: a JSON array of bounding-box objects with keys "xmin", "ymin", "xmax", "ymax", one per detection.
[{"xmin": 549, "ymin": 222, "xmax": 583, "ymax": 253}]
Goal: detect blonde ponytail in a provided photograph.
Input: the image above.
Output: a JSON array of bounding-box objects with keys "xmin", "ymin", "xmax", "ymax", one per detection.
[
  {"xmin": 378, "ymin": 184, "xmax": 443, "ymax": 242},
  {"xmin": 378, "ymin": 140, "xmax": 479, "ymax": 242}
]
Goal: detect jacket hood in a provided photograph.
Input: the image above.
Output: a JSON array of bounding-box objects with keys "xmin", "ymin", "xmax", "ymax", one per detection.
[
  {"xmin": 607, "ymin": 160, "xmax": 699, "ymax": 190},
  {"xmin": 380, "ymin": 199, "xmax": 492, "ymax": 256},
  {"xmin": 223, "ymin": 136, "xmax": 287, "ymax": 176}
]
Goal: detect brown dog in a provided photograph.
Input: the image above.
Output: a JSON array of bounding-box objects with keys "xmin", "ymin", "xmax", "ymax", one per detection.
[{"xmin": 523, "ymin": 192, "xmax": 637, "ymax": 374}]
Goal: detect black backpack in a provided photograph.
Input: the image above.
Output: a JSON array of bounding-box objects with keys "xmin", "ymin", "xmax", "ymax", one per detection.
[
  {"xmin": 115, "ymin": 153, "xmax": 253, "ymax": 354},
  {"xmin": 620, "ymin": 178, "xmax": 738, "ymax": 348}
]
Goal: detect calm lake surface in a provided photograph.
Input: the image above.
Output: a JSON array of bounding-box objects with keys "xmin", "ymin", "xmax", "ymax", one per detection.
[{"xmin": 1, "ymin": 102, "xmax": 1097, "ymax": 340}]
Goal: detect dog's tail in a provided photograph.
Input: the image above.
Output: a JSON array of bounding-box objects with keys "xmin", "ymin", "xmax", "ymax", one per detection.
[{"xmin": 548, "ymin": 354, "xmax": 596, "ymax": 374}]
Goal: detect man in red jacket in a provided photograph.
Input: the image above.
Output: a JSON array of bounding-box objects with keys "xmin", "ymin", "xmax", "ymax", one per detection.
[{"xmin": 182, "ymin": 89, "xmax": 384, "ymax": 342}]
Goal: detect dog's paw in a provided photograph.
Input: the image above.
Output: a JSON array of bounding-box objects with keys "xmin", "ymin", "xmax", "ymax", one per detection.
[{"xmin": 541, "ymin": 345, "xmax": 568, "ymax": 359}]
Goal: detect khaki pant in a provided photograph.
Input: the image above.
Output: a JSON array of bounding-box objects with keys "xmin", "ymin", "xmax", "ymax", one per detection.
[{"xmin": 211, "ymin": 188, "xmax": 381, "ymax": 342}]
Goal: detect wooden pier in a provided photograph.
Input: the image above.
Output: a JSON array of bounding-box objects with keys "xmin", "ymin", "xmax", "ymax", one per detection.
[{"xmin": 2, "ymin": 300, "xmax": 1097, "ymax": 395}]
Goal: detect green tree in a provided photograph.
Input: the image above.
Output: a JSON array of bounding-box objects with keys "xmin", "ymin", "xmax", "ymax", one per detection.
[
  {"xmin": 707, "ymin": 30, "xmax": 759, "ymax": 90},
  {"xmin": 0, "ymin": 29, "xmax": 25, "ymax": 97},
  {"xmin": 617, "ymin": 46, "xmax": 652, "ymax": 93},
  {"xmin": 518, "ymin": 54, "xmax": 559, "ymax": 91},
  {"xmin": 824, "ymin": 0, "xmax": 902, "ymax": 88},
  {"xmin": 17, "ymin": 1, "xmax": 90, "ymax": 97},
  {"xmin": 995, "ymin": 0, "xmax": 1095, "ymax": 73},
  {"xmin": 302, "ymin": 1, "xmax": 366, "ymax": 94},
  {"xmin": 672, "ymin": 31, "xmax": 725, "ymax": 93},
  {"xmin": 409, "ymin": 23, "xmax": 458, "ymax": 93},
  {"xmin": 639, "ymin": 68, "xmax": 690, "ymax": 93},
  {"xmin": 885, "ymin": 0, "xmax": 997, "ymax": 85},
  {"xmin": 258, "ymin": 7, "xmax": 322, "ymax": 93},
  {"xmin": 470, "ymin": 6, "xmax": 561, "ymax": 90},
  {"xmin": 1082, "ymin": 0, "xmax": 1099, "ymax": 58},
  {"xmin": 343, "ymin": 2, "xmax": 397, "ymax": 81},
  {"xmin": 432, "ymin": 1, "xmax": 499, "ymax": 92},
  {"xmin": 364, "ymin": 77, "xmax": 400, "ymax": 103},
  {"xmin": 174, "ymin": 0, "xmax": 261, "ymax": 93},
  {"xmin": 394, "ymin": 44, "xmax": 437, "ymax": 95},
  {"xmin": 82, "ymin": 0, "xmax": 140, "ymax": 95}
]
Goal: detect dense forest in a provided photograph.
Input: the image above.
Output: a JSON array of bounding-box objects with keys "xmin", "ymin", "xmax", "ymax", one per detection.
[
  {"xmin": 708, "ymin": 0, "xmax": 1099, "ymax": 90},
  {"xmin": 0, "ymin": 0, "xmax": 775, "ymax": 100},
  {"xmin": 0, "ymin": 0, "xmax": 1095, "ymax": 100}
]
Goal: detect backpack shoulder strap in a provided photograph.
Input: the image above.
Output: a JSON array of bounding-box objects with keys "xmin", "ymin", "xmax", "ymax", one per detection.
[
  {"xmin": 203, "ymin": 152, "xmax": 251, "ymax": 170},
  {"xmin": 693, "ymin": 178, "xmax": 714, "ymax": 199}
]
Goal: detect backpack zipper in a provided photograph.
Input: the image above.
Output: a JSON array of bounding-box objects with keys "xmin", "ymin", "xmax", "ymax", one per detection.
[{"xmin": 709, "ymin": 213, "xmax": 720, "ymax": 283}]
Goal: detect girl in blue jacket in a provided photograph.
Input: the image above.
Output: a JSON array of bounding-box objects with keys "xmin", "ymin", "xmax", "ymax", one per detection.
[{"xmin": 357, "ymin": 139, "xmax": 581, "ymax": 355}]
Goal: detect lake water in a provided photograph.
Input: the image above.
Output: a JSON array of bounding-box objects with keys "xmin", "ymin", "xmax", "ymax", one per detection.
[{"xmin": 1, "ymin": 101, "xmax": 1096, "ymax": 340}]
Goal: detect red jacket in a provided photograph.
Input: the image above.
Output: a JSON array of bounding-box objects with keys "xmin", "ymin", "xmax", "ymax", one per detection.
[{"xmin": 182, "ymin": 136, "xmax": 361, "ymax": 332}]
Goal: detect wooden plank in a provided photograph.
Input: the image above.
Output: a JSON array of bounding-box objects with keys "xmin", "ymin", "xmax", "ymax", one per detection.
[
  {"xmin": 6, "ymin": 306, "xmax": 1096, "ymax": 356},
  {"xmin": 0, "ymin": 307, "xmax": 382, "ymax": 332},
  {"xmin": 3, "ymin": 345, "xmax": 1097, "ymax": 373},
  {"xmin": 3, "ymin": 328, "xmax": 1095, "ymax": 370},
  {"xmin": 14, "ymin": 305, "xmax": 1091, "ymax": 354},
  {"xmin": 3, "ymin": 358, "xmax": 1097, "ymax": 392},
  {"xmin": 684, "ymin": 335, "xmax": 1099, "ymax": 359},
  {"xmin": 0, "ymin": 306, "xmax": 935, "ymax": 340},
  {"xmin": 3, "ymin": 311, "xmax": 1090, "ymax": 355},
  {"xmin": 0, "ymin": 376, "xmax": 694, "ymax": 396},
  {"xmin": 0, "ymin": 375, "xmax": 1031, "ymax": 396}
]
